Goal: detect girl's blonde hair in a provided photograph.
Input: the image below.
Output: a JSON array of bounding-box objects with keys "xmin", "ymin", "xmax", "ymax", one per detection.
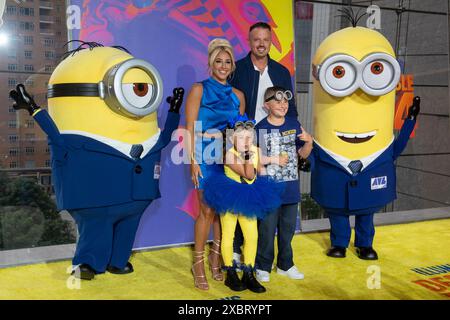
[{"xmin": 207, "ymin": 38, "xmax": 236, "ymax": 73}]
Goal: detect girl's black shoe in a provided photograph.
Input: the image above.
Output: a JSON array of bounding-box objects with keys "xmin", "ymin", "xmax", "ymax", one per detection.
[
  {"xmin": 242, "ymin": 270, "xmax": 266, "ymax": 293},
  {"xmin": 225, "ymin": 269, "xmax": 246, "ymax": 291}
]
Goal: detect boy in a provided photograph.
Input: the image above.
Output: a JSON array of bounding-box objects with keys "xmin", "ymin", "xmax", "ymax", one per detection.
[{"xmin": 254, "ymin": 86, "xmax": 313, "ymax": 282}]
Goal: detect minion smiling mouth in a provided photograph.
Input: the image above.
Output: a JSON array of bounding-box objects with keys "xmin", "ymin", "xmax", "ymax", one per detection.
[{"xmin": 335, "ymin": 130, "xmax": 377, "ymax": 144}]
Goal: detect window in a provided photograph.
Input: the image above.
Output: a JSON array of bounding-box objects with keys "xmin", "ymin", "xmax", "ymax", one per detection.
[
  {"xmin": 45, "ymin": 159, "xmax": 51, "ymax": 167},
  {"xmin": 9, "ymin": 106, "xmax": 16, "ymax": 113},
  {"xmin": 9, "ymin": 148, "xmax": 19, "ymax": 157},
  {"xmin": 8, "ymin": 64, "xmax": 18, "ymax": 71},
  {"xmin": 25, "ymin": 160, "xmax": 36, "ymax": 168},
  {"xmin": 25, "ymin": 120, "xmax": 34, "ymax": 128},
  {"xmin": 24, "ymin": 65, "xmax": 34, "ymax": 72},
  {"xmin": 6, "ymin": 6, "xmax": 17, "ymax": 15},
  {"xmin": 25, "ymin": 79, "xmax": 34, "ymax": 87},
  {"xmin": 20, "ymin": 22, "xmax": 35, "ymax": 31},
  {"xmin": 7, "ymin": 49, "xmax": 17, "ymax": 59},
  {"xmin": 44, "ymin": 51, "xmax": 55, "ymax": 60},
  {"xmin": 43, "ymin": 38, "xmax": 54, "ymax": 47},
  {"xmin": 8, "ymin": 120, "xmax": 17, "ymax": 128},
  {"xmin": 9, "ymin": 135, "xmax": 19, "ymax": 143},
  {"xmin": 9, "ymin": 161, "xmax": 18, "ymax": 169},
  {"xmin": 24, "ymin": 50, "xmax": 33, "ymax": 59},
  {"xmin": 44, "ymin": 65, "xmax": 53, "ymax": 72},
  {"xmin": 24, "ymin": 36, "xmax": 34, "ymax": 45},
  {"xmin": 19, "ymin": 7, "xmax": 35, "ymax": 16},
  {"xmin": 25, "ymin": 147, "xmax": 35, "ymax": 155},
  {"xmin": 5, "ymin": 20, "xmax": 17, "ymax": 32},
  {"xmin": 8, "ymin": 78, "xmax": 17, "ymax": 88},
  {"xmin": 45, "ymin": 147, "xmax": 50, "ymax": 154}
]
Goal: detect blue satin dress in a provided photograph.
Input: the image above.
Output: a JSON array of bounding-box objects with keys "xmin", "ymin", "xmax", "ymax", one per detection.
[{"xmin": 194, "ymin": 77, "xmax": 240, "ymax": 190}]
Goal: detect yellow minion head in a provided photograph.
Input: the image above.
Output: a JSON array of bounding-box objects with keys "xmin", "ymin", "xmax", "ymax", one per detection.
[
  {"xmin": 312, "ymin": 26, "xmax": 401, "ymax": 159},
  {"xmin": 48, "ymin": 43, "xmax": 164, "ymax": 144}
]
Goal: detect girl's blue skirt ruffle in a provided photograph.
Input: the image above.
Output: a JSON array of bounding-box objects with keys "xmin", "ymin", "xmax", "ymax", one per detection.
[{"xmin": 202, "ymin": 173, "xmax": 284, "ymax": 219}]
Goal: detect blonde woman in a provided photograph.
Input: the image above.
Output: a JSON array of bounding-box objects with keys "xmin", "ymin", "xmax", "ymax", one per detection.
[{"xmin": 185, "ymin": 38, "xmax": 245, "ymax": 290}]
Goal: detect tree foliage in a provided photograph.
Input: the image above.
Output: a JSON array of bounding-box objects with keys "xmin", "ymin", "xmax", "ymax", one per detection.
[
  {"xmin": 0, "ymin": 172, "xmax": 75, "ymax": 250},
  {"xmin": 300, "ymin": 193, "xmax": 327, "ymax": 220}
]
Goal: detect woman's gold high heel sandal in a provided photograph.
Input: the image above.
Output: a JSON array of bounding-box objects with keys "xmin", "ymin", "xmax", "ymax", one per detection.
[
  {"xmin": 192, "ymin": 250, "xmax": 209, "ymax": 290},
  {"xmin": 208, "ymin": 239, "xmax": 224, "ymax": 281}
]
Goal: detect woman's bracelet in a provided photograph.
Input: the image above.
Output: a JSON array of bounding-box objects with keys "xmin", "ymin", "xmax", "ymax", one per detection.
[{"xmin": 190, "ymin": 153, "xmax": 198, "ymax": 164}]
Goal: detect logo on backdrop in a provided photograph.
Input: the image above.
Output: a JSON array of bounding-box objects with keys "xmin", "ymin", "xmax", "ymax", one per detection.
[
  {"xmin": 411, "ymin": 263, "xmax": 450, "ymax": 298},
  {"xmin": 395, "ymin": 74, "xmax": 418, "ymax": 138}
]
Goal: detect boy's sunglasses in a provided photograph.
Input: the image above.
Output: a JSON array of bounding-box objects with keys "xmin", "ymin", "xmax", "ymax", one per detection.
[{"xmin": 265, "ymin": 90, "xmax": 293, "ymax": 102}]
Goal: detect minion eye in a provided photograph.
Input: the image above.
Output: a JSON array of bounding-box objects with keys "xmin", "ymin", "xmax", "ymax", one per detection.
[
  {"xmin": 370, "ymin": 62, "xmax": 384, "ymax": 75},
  {"xmin": 122, "ymin": 83, "xmax": 154, "ymax": 109},
  {"xmin": 362, "ymin": 60, "xmax": 394, "ymax": 90},
  {"xmin": 324, "ymin": 61, "xmax": 356, "ymax": 91},
  {"xmin": 133, "ymin": 83, "xmax": 149, "ymax": 97},
  {"xmin": 332, "ymin": 65, "xmax": 346, "ymax": 78}
]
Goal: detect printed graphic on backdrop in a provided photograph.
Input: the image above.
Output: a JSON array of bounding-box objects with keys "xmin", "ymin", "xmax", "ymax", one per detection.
[
  {"xmin": 395, "ymin": 74, "xmax": 418, "ymax": 138},
  {"xmin": 69, "ymin": 0, "xmax": 295, "ymax": 249},
  {"xmin": 411, "ymin": 263, "xmax": 450, "ymax": 298}
]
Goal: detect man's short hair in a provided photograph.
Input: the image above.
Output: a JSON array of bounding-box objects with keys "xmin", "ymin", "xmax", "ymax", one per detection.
[{"xmin": 249, "ymin": 22, "xmax": 271, "ymax": 33}]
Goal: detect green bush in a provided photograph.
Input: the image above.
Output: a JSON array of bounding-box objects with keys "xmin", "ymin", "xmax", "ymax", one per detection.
[
  {"xmin": 300, "ymin": 193, "xmax": 326, "ymax": 220},
  {"xmin": 0, "ymin": 172, "xmax": 75, "ymax": 250}
]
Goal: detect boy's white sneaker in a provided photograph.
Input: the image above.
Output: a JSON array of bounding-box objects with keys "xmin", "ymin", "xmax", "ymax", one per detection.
[
  {"xmin": 255, "ymin": 269, "xmax": 270, "ymax": 282},
  {"xmin": 276, "ymin": 266, "xmax": 304, "ymax": 280},
  {"xmin": 232, "ymin": 252, "xmax": 242, "ymax": 272}
]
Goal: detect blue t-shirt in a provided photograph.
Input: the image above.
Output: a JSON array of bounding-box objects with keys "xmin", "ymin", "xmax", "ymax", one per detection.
[{"xmin": 256, "ymin": 117, "xmax": 304, "ymax": 204}]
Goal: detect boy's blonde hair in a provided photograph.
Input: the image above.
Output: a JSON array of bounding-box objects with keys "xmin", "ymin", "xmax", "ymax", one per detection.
[
  {"xmin": 207, "ymin": 38, "xmax": 236, "ymax": 73},
  {"xmin": 264, "ymin": 85, "xmax": 287, "ymax": 102}
]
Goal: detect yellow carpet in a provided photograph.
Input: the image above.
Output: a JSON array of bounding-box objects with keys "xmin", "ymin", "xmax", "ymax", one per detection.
[{"xmin": 1, "ymin": 219, "xmax": 450, "ymax": 300}]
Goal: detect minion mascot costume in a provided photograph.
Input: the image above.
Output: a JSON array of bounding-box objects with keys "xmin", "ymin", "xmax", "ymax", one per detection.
[
  {"xmin": 309, "ymin": 10, "xmax": 420, "ymax": 260},
  {"xmin": 9, "ymin": 42, "xmax": 184, "ymax": 280}
]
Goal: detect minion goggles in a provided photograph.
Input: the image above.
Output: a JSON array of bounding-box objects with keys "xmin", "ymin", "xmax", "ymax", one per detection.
[
  {"xmin": 233, "ymin": 120, "xmax": 256, "ymax": 130},
  {"xmin": 312, "ymin": 52, "xmax": 401, "ymax": 97},
  {"xmin": 47, "ymin": 58, "xmax": 163, "ymax": 118},
  {"xmin": 265, "ymin": 90, "xmax": 293, "ymax": 102}
]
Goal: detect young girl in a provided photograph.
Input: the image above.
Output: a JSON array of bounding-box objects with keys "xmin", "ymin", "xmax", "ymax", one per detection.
[{"xmin": 203, "ymin": 114, "xmax": 283, "ymax": 293}]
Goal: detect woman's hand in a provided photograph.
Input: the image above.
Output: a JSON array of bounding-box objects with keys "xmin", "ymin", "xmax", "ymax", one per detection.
[{"xmin": 190, "ymin": 163, "xmax": 203, "ymax": 189}]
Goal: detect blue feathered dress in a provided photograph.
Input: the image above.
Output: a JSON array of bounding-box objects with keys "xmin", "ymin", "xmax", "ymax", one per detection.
[{"xmin": 202, "ymin": 172, "xmax": 284, "ymax": 220}]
